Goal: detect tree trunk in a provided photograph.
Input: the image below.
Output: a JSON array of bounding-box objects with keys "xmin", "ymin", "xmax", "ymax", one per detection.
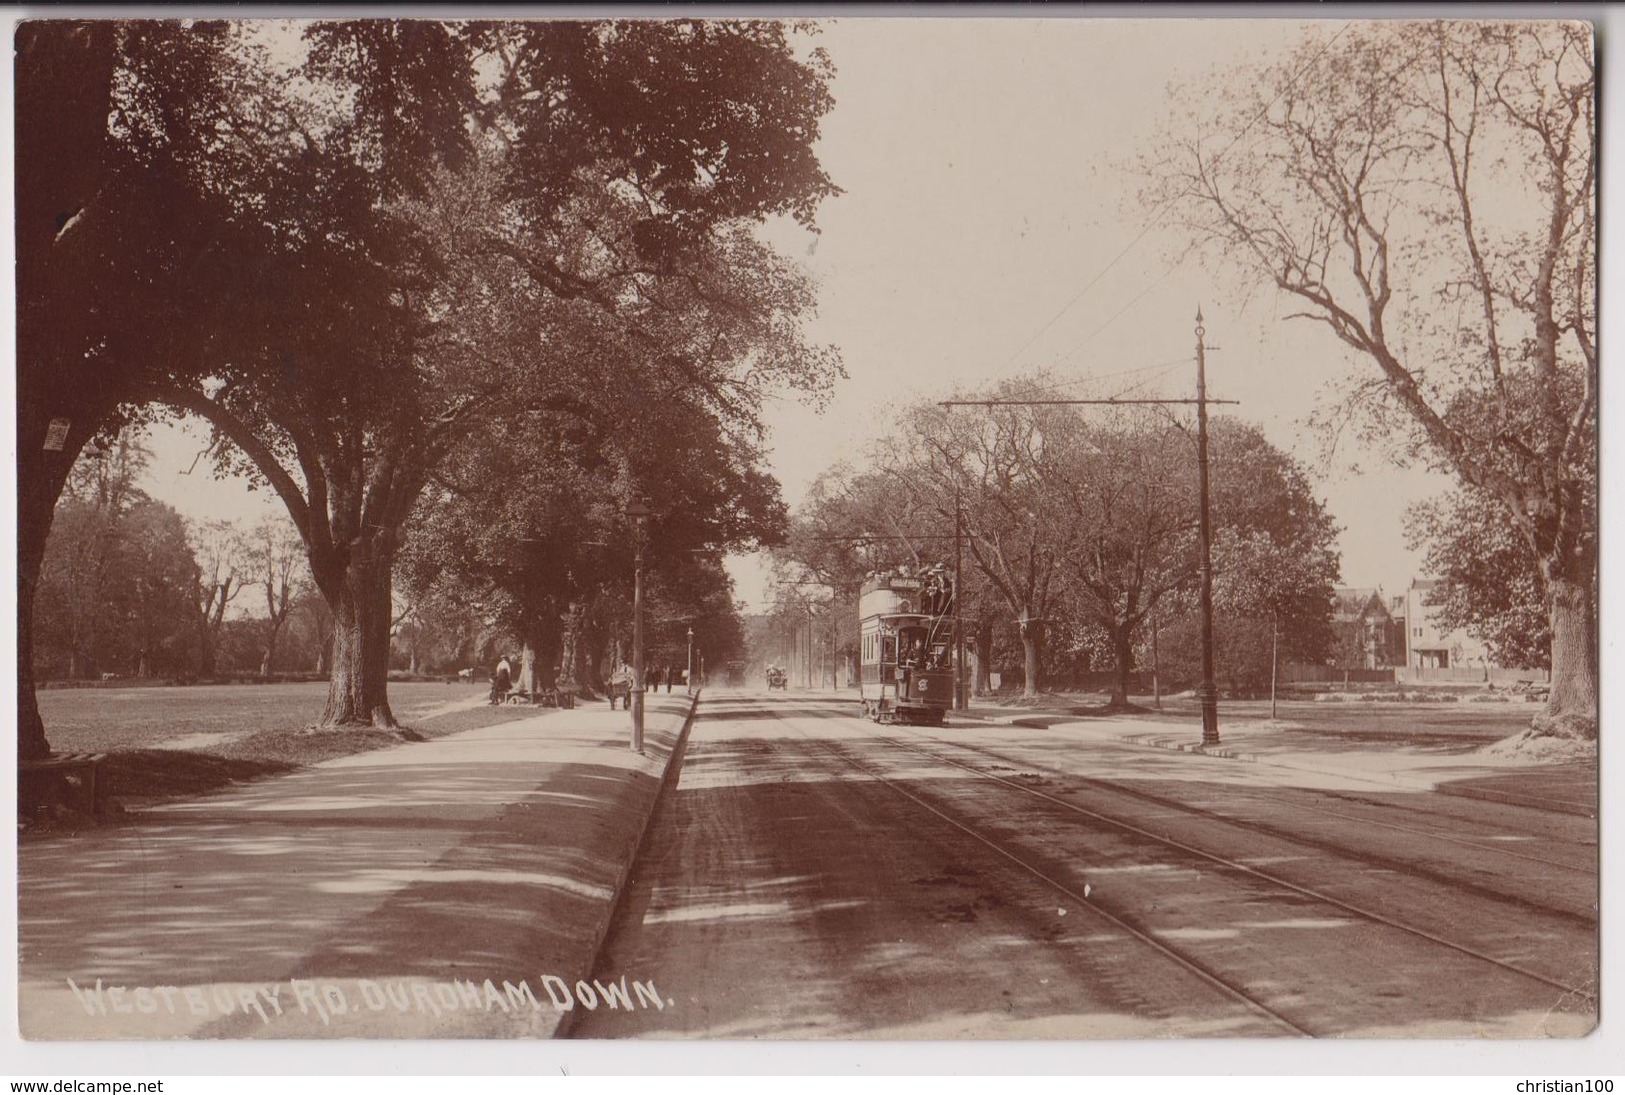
[
  {"xmin": 18, "ymin": 533, "xmax": 51, "ymax": 761},
  {"xmin": 16, "ymin": 22, "xmax": 123, "ymax": 764},
  {"xmin": 260, "ymin": 621, "xmax": 283, "ymax": 677},
  {"xmin": 196, "ymin": 622, "xmax": 218, "ymax": 678},
  {"xmin": 314, "ymin": 541, "xmax": 397, "ymax": 728},
  {"xmin": 972, "ymin": 618, "xmax": 993, "ymax": 697},
  {"xmin": 260, "ymin": 594, "xmax": 289, "ymax": 677},
  {"xmin": 519, "ymin": 638, "xmax": 538, "ymax": 695},
  {"xmin": 1544, "ymin": 575, "xmax": 1597, "ymax": 731},
  {"xmin": 1110, "ymin": 624, "xmax": 1134, "ymax": 708},
  {"xmin": 532, "ymin": 610, "xmax": 562, "ymax": 691},
  {"xmin": 1019, "ymin": 616, "xmax": 1043, "ymax": 698},
  {"xmin": 559, "ymin": 603, "xmax": 583, "ymax": 691}
]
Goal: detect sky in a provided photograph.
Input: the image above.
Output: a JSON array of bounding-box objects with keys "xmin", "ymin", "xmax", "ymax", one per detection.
[
  {"xmin": 731, "ymin": 17, "xmax": 1453, "ymax": 607},
  {"xmin": 135, "ymin": 16, "xmax": 1524, "ymax": 612}
]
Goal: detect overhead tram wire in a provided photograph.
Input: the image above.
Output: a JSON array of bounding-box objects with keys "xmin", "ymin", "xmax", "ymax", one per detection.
[
  {"xmin": 957, "ymin": 355, "xmax": 1192, "ymax": 411},
  {"xmin": 992, "ymin": 21, "xmax": 1354, "ymax": 379},
  {"xmin": 943, "ymin": 310, "xmax": 1231, "ymax": 745}
]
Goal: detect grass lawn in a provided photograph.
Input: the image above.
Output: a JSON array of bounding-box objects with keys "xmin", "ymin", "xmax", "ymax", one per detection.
[
  {"xmin": 1155, "ymin": 694, "xmax": 1540, "ymax": 745},
  {"xmin": 29, "ymin": 681, "xmax": 549, "ymax": 815},
  {"xmin": 973, "ymin": 687, "xmax": 1540, "ymax": 747}
]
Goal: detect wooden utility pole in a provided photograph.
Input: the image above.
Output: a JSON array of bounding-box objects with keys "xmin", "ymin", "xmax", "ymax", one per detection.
[
  {"xmin": 955, "ymin": 482, "xmax": 966, "ymax": 710},
  {"xmin": 1195, "ymin": 308, "xmax": 1220, "ymax": 745}
]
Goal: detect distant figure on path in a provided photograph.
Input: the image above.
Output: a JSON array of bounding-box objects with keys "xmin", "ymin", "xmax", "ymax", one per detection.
[
  {"xmin": 489, "ymin": 656, "xmax": 513, "ymax": 705},
  {"xmin": 608, "ymin": 663, "xmax": 633, "ymax": 710},
  {"xmin": 649, "ymin": 666, "xmax": 664, "ymax": 693},
  {"xmin": 666, "ymin": 664, "xmax": 676, "ymax": 693}
]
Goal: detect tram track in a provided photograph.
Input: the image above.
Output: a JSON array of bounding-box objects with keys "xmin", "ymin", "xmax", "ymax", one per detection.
[
  {"xmin": 781, "ymin": 714, "xmax": 1315, "ymax": 1037},
  {"xmin": 885, "ymin": 726, "xmax": 1597, "ymax": 925},
  {"xmin": 912, "ymin": 717, "xmax": 1597, "ymax": 873},
  {"xmin": 588, "ymin": 695, "xmax": 1591, "ymax": 1036},
  {"xmin": 1184, "ymin": 784, "xmax": 1594, "ymax": 875},
  {"xmin": 1256, "ymin": 781, "xmax": 1596, "ymax": 847},
  {"xmin": 855, "ymin": 722, "xmax": 1595, "ymax": 1001}
]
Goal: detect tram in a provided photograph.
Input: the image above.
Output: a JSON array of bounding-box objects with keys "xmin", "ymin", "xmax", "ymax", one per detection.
[{"xmin": 858, "ymin": 566, "xmax": 956, "ymax": 725}]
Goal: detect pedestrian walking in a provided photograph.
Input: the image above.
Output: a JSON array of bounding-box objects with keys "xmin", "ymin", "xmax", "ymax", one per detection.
[
  {"xmin": 489, "ymin": 655, "xmax": 513, "ymax": 705},
  {"xmin": 608, "ymin": 663, "xmax": 632, "ymax": 710}
]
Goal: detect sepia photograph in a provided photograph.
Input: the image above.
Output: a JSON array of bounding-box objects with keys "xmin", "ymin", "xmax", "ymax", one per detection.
[{"xmin": 8, "ymin": 7, "xmax": 1608, "ymax": 1075}]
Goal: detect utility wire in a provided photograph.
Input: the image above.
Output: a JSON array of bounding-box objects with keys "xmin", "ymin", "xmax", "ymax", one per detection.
[
  {"xmin": 980, "ymin": 356, "xmax": 1188, "ymax": 406},
  {"xmin": 995, "ymin": 22, "xmax": 1354, "ymax": 377}
]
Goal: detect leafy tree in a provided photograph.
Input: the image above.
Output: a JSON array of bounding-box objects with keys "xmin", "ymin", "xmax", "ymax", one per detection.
[
  {"xmin": 865, "ymin": 378, "xmax": 1339, "ymax": 704},
  {"xmin": 769, "ymin": 464, "xmax": 949, "ymax": 686},
  {"xmin": 1011, "ymin": 408, "xmax": 1337, "ymax": 706},
  {"xmin": 33, "ymin": 437, "xmax": 153, "ymax": 679},
  {"xmin": 882, "ymin": 387, "xmax": 1070, "ymax": 697},
  {"xmin": 1145, "ymin": 21, "xmax": 1595, "ymax": 730},
  {"xmin": 33, "ymin": 438, "xmax": 197, "ymax": 680},
  {"xmin": 402, "ymin": 382, "xmax": 779, "ymax": 695},
  {"xmin": 1405, "ymin": 487, "xmax": 1554, "ymax": 670},
  {"xmin": 105, "ymin": 500, "xmax": 198, "ymax": 679},
  {"xmin": 16, "ymin": 21, "xmax": 264, "ymax": 757},
  {"xmin": 1041, "ymin": 409, "xmax": 1201, "ymax": 707},
  {"xmin": 109, "ymin": 20, "xmax": 840, "ymax": 730}
]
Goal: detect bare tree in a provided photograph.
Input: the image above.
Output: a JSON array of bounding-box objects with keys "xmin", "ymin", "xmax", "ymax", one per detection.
[
  {"xmin": 243, "ymin": 516, "xmax": 309, "ymax": 676},
  {"xmin": 1144, "ymin": 21, "xmax": 1595, "ymax": 731},
  {"xmin": 887, "ymin": 394, "xmax": 1065, "ymax": 698},
  {"xmin": 187, "ymin": 519, "xmax": 247, "ymax": 678}
]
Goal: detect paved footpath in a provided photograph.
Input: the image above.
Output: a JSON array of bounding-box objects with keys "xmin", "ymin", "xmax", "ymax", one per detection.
[{"xmin": 18, "ymin": 695, "xmax": 695, "ymax": 1040}]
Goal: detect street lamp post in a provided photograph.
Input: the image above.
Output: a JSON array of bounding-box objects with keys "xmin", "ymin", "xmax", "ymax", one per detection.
[
  {"xmin": 687, "ymin": 626, "xmax": 695, "ymax": 695},
  {"xmin": 627, "ymin": 499, "xmax": 652, "ymax": 754}
]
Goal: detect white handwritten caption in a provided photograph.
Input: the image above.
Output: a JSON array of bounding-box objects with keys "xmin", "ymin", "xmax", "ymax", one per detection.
[{"xmin": 65, "ymin": 975, "xmax": 673, "ymax": 1026}]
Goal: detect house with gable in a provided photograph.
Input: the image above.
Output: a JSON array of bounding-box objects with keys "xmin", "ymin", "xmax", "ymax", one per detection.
[{"xmin": 1331, "ymin": 587, "xmax": 1402, "ymax": 669}]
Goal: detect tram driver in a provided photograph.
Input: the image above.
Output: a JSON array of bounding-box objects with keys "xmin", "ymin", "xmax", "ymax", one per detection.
[{"xmin": 903, "ymin": 634, "xmax": 926, "ymax": 668}]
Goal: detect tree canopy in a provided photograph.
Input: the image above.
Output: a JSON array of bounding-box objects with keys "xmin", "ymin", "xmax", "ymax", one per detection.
[
  {"xmin": 18, "ymin": 19, "xmax": 843, "ymax": 749},
  {"xmin": 775, "ymin": 378, "xmax": 1341, "ymax": 702},
  {"xmin": 1143, "ymin": 20, "xmax": 1595, "ymax": 730}
]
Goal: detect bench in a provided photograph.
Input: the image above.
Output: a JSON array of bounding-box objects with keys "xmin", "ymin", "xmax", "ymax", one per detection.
[
  {"xmin": 19, "ymin": 752, "xmax": 107, "ymax": 818},
  {"xmin": 1511, "ymin": 681, "xmax": 1552, "ymax": 703}
]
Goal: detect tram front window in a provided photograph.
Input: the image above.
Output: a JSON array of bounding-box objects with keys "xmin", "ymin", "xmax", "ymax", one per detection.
[{"xmin": 900, "ymin": 627, "xmax": 927, "ymax": 668}]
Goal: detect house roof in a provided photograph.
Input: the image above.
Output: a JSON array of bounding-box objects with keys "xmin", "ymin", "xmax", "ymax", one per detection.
[{"xmin": 1332, "ymin": 587, "xmax": 1389, "ymax": 623}]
